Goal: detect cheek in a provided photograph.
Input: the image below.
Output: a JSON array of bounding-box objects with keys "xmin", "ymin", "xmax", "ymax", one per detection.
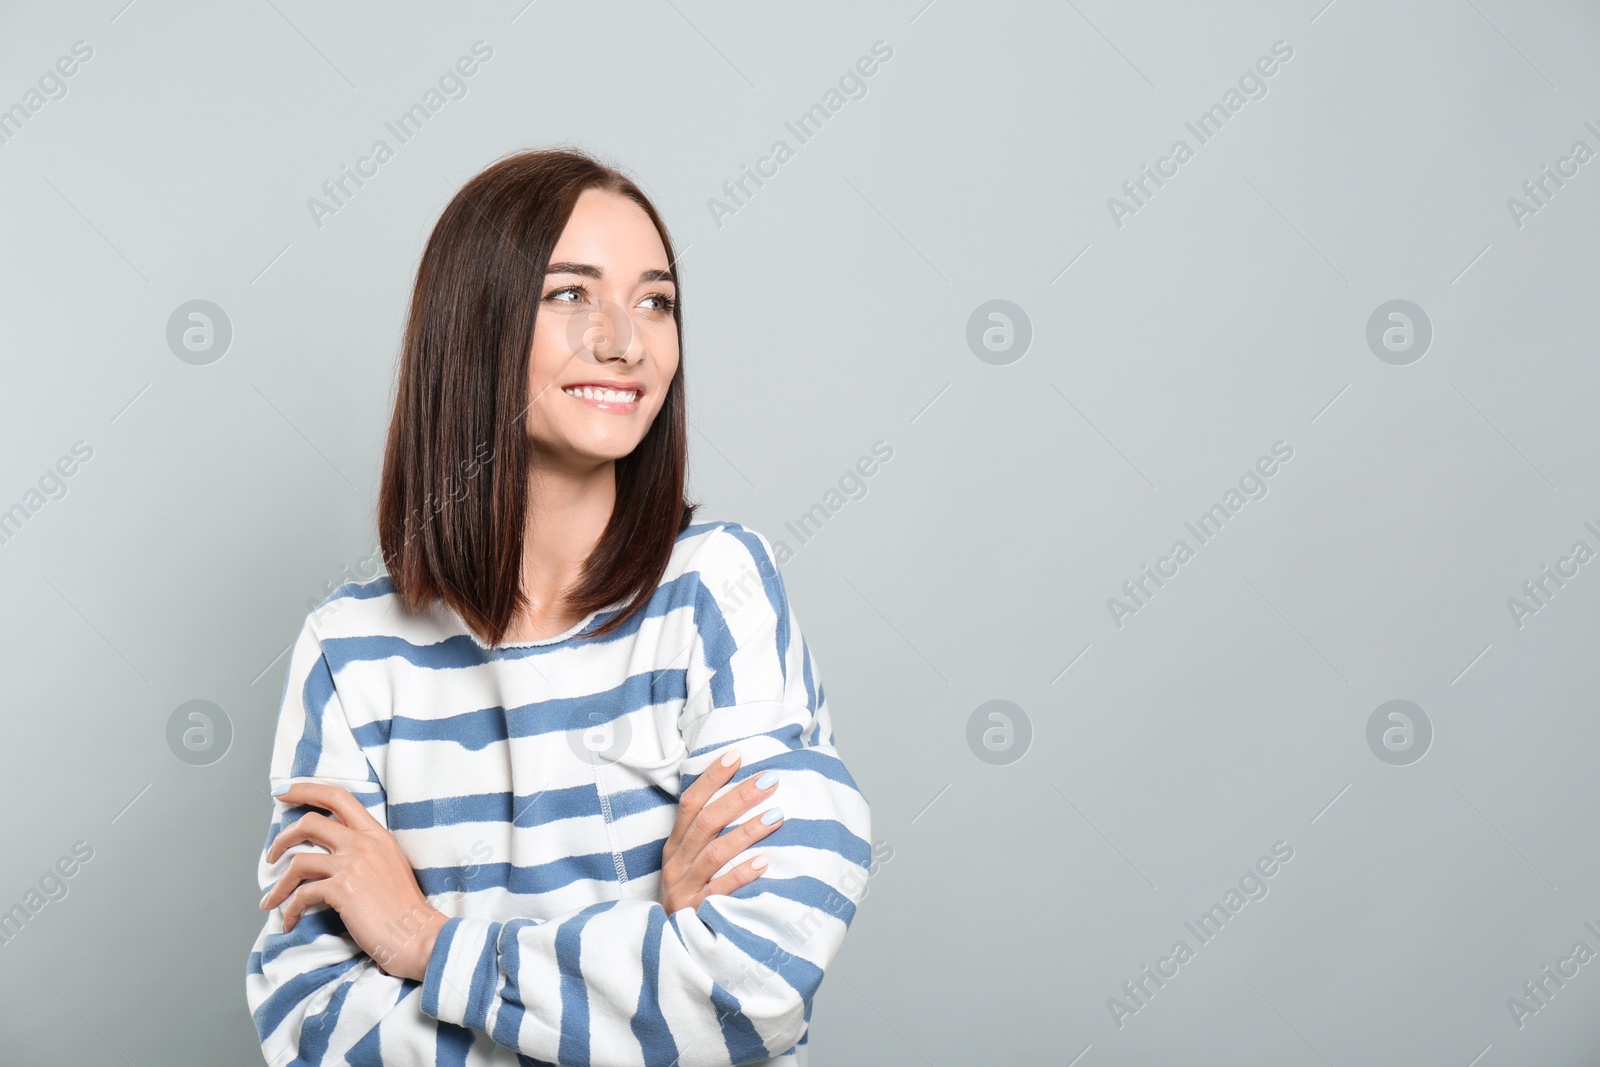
[
  {"xmin": 528, "ymin": 320, "xmax": 577, "ymax": 381},
  {"xmin": 650, "ymin": 330, "xmax": 680, "ymax": 380}
]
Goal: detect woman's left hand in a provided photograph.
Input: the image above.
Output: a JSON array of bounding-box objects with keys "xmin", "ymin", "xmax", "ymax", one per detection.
[{"xmin": 261, "ymin": 782, "xmax": 446, "ymax": 983}]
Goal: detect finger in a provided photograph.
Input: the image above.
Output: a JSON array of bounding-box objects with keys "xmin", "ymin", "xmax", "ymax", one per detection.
[
  {"xmin": 272, "ymin": 782, "xmax": 383, "ymax": 832},
  {"xmin": 683, "ymin": 768, "xmax": 780, "ymax": 858},
  {"xmin": 266, "ymin": 811, "xmax": 354, "ymax": 864},
  {"xmin": 701, "ymin": 854, "xmax": 771, "ymax": 900},
  {"xmin": 689, "ymin": 805, "xmax": 784, "ymax": 885},
  {"xmin": 665, "ymin": 749, "xmax": 743, "ymax": 855},
  {"xmin": 280, "ymin": 879, "xmax": 335, "ymax": 933},
  {"xmin": 261, "ymin": 852, "xmax": 340, "ymax": 911}
]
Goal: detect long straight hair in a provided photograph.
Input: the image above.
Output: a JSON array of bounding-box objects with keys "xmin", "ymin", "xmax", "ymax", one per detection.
[{"xmin": 378, "ymin": 146, "xmax": 696, "ymax": 647}]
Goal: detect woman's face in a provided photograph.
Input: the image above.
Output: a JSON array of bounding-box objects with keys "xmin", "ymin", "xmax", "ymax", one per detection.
[{"xmin": 525, "ymin": 187, "xmax": 680, "ymax": 470}]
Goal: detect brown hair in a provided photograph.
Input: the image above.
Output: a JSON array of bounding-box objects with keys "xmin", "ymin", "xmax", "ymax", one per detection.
[{"xmin": 377, "ymin": 146, "xmax": 696, "ymax": 647}]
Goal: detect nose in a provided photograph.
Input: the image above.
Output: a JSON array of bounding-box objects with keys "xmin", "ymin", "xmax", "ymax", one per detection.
[{"xmin": 571, "ymin": 297, "xmax": 647, "ymax": 366}]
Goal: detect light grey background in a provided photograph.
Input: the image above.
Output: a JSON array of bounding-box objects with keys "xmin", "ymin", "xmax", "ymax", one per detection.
[{"xmin": 2, "ymin": 0, "xmax": 1598, "ymax": 1063}]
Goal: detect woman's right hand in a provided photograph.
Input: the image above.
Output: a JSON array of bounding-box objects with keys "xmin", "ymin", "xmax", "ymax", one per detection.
[{"xmin": 658, "ymin": 749, "xmax": 783, "ymax": 914}]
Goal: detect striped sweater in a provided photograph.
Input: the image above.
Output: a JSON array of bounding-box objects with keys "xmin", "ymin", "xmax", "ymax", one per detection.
[{"xmin": 245, "ymin": 521, "xmax": 873, "ymax": 1067}]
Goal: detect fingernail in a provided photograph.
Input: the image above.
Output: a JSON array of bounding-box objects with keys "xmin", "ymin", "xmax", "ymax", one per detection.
[
  {"xmin": 755, "ymin": 770, "xmax": 779, "ymax": 790},
  {"xmin": 259, "ymin": 892, "xmax": 272, "ymax": 910},
  {"xmin": 761, "ymin": 807, "xmax": 783, "ymax": 825},
  {"xmin": 751, "ymin": 855, "xmax": 769, "ymax": 871},
  {"xmin": 271, "ymin": 784, "xmax": 289, "ymax": 797},
  {"xmin": 720, "ymin": 749, "xmax": 742, "ymax": 768}
]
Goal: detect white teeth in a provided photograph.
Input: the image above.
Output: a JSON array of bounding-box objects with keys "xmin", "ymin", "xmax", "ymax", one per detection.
[{"xmin": 564, "ymin": 386, "xmax": 637, "ymax": 404}]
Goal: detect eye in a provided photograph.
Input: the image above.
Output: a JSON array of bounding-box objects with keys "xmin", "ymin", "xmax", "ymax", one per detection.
[
  {"xmin": 545, "ymin": 284, "xmax": 587, "ymax": 304},
  {"xmin": 640, "ymin": 292, "xmax": 677, "ymax": 315}
]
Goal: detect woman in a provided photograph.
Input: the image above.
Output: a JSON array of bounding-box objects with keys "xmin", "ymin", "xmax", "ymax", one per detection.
[{"xmin": 245, "ymin": 147, "xmax": 874, "ymax": 1066}]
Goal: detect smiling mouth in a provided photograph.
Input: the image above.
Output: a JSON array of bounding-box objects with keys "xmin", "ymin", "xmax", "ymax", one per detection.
[{"xmin": 562, "ymin": 385, "xmax": 640, "ymax": 412}]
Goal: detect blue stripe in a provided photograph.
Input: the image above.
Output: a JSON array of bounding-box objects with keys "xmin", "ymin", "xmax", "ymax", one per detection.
[
  {"xmin": 339, "ymin": 669, "xmax": 689, "ymax": 753},
  {"xmin": 252, "ymin": 955, "xmax": 362, "ymax": 1041},
  {"xmin": 388, "ymin": 782, "xmax": 600, "ymax": 831},
  {"xmin": 490, "ymin": 917, "xmax": 542, "ymax": 1050},
  {"xmin": 319, "ymin": 571, "xmax": 711, "ymax": 675},
  {"xmin": 631, "ymin": 906, "xmax": 680, "ymax": 1065},
  {"xmin": 289, "ymin": 652, "xmax": 341, "ymax": 778},
  {"xmin": 713, "ymin": 816, "xmax": 872, "ymax": 870},
  {"xmin": 297, "ymin": 970, "xmax": 355, "ymax": 1062},
  {"xmin": 317, "ymin": 575, "xmax": 395, "ymax": 610},
  {"xmin": 688, "ymin": 723, "xmax": 807, "ymax": 759},
  {"xmin": 718, "ymin": 525, "xmax": 790, "ymax": 689},
  {"xmin": 697, "ymin": 900, "xmax": 825, "ymax": 1001},
  {"xmin": 688, "ymin": 579, "xmax": 739, "ymax": 710},
  {"xmin": 601, "ymin": 782, "xmax": 676, "ymax": 821},
  {"xmin": 665, "ymin": 911, "xmax": 771, "ymax": 1063},
  {"xmin": 341, "ymin": 999, "xmax": 386, "ymax": 1066},
  {"xmin": 464, "ymin": 920, "xmax": 506, "ymax": 1033},
  {"xmin": 436, "ymin": 1018, "xmax": 476, "ymax": 1067},
  {"xmin": 421, "ymin": 916, "xmax": 462, "ymax": 1020},
  {"xmin": 801, "ymin": 639, "xmax": 817, "ymax": 713},
  {"xmin": 415, "ymin": 837, "xmax": 667, "ymax": 896},
  {"xmin": 260, "ymin": 906, "xmax": 347, "ymax": 968},
  {"xmin": 557, "ymin": 901, "xmax": 618, "ymax": 1064},
  {"xmin": 710, "ymin": 975, "xmax": 769, "ymax": 1063},
  {"xmin": 339, "ymin": 982, "xmax": 420, "ymax": 1065},
  {"xmin": 727, "ymin": 874, "xmax": 858, "ymax": 926},
  {"xmin": 684, "ymin": 748, "xmax": 864, "ymax": 795}
]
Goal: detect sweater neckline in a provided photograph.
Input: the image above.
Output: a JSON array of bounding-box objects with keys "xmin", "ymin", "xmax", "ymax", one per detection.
[{"xmin": 458, "ymin": 599, "xmax": 624, "ymax": 652}]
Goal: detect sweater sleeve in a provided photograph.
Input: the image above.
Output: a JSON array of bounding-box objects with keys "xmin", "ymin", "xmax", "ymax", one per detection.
[
  {"xmin": 245, "ymin": 613, "xmax": 463, "ymax": 1067},
  {"xmin": 416, "ymin": 526, "xmax": 875, "ymax": 1066}
]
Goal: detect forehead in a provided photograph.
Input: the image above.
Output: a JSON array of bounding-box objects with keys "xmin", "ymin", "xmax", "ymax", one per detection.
[{"xmin": 549, "ymin": 187, "xmax": 668, "ymax": 269}]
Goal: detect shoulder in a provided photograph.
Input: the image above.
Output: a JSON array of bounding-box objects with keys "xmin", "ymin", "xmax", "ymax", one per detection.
[
  {"xmin": 670, "ymin": 519, "xmax": 798, "ymax": 647},
  {"xmin": 670, "ymin": 518, "xmax": 784, "ymax": 587},
  {"xmin": 300, "ymin": 573, "xmax": 417, "ymax": 647}
]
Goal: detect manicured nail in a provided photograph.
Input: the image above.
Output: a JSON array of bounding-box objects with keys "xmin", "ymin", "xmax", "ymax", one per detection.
[
  {"xmin": 755, "ymin": 770, "xmax": 779, "ymax": 790},
  {"xmin": 761, "ymin": 807, "xmax": 783, "ymax": 825},
  {"xmin": 259, "ymin": 891, "xmax": 272, "ymax": 910},
  {"xmin": 720, "ymin": 749, "xmax": 742, "ymax": 768},
  {"xmin": 751, "ymin": 855, "xmax": 769, "ymax": 871},
  {"xmin": 271, "ymin": 784, "xmax": 290, "ymax": 797}
]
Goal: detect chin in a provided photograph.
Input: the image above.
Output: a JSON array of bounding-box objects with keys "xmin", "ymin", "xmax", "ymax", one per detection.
[{"xmin": 558, "ymin": 435, "xmax": 648, "ymax": 464}]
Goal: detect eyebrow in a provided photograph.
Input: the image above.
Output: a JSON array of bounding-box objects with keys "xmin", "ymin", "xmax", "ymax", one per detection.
[{"xmin": 544, "ymin": 262, "xmax": 675, "ymax": 285}]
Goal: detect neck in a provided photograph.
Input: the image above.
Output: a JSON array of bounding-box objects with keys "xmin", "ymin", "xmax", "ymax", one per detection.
[{"xmin": 518, "ymin": 456, "xmax": 616, "ymax": 619}]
